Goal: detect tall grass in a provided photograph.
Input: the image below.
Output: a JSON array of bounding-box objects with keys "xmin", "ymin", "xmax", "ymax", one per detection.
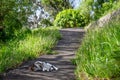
[
  {"xmin": 0, "ymin": 27, "xmax": 61, "ymax": 73},
  {"xmin": 75, "ymin": 19, "xmax": 120, "ymax": 79}
]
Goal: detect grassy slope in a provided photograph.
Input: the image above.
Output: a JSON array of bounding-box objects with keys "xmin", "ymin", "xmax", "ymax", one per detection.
[
  {"xmin": 0, "ymin": 27, "xmax": 60, "ymax": 73},
  {"xmin": 75, "ymin": 19, "xmax": 120, "ymax": 79}
]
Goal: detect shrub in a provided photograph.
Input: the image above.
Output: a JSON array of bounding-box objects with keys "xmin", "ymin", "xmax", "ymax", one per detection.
[
  {"xmin": 2, "ymin": 14, "xmax": 22, "ymax": 40},
  {"xmin": 40, "ymin": 19, "xmax": 53, "ymax": 27},
  {"xmin": 101, "ymin": 2, "xmax": 112, "ymax": 12},
  {"xmin": 54, "ymin": 9, "xmax": 89, "ymax": 28}
]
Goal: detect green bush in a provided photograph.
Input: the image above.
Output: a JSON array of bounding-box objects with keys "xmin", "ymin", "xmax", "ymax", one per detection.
[
  {"xmin": 2, "ymin": 14, "xmax": 22, "ymax": 40},
  {"xmin": 94, "ymin": 1, "xmax": 120, "ymax": 20},
  {"xmin": 101, "ymin": 2, "xmax": 112, "ymax": 12},
  {"xmin": 41, "ymin": 19, "xmax": 53, "ymax": 27},
  {"xmin": 78, "ymin": 0, "xmax": 120, "ymax": 21},
  {"xmin": 54, "ymin": 9, "xmax": 89, "ymax": 28}
]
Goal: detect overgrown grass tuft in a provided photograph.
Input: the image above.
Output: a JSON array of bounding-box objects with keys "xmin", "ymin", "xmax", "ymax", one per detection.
[
  {"xmin": 75, "ymin": 20, "xmax": 120, "ymax": 79},
  {"xmin": 0, "ymin": 27, "xmax": 61, "ymax": 73}
]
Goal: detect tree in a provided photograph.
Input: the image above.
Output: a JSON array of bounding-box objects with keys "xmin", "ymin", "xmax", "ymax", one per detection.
[
  {"xmin": 0, "ymin": 0, "xmax": 33, "ymax": 40},
  {"xmin": 0, "ymin": 0, "xmax": 33, "ymax": 26},
  {"xmin": 27, "ymin": 0, "xmax": 72, "ymax": 28},
  {"xmin": 78, "ymin": 0, "xmax": 93, "ymax": 21},
  {"xmin": 79, "ymin": 0, "xmax": 118, "ymax": 20},
  {"xmin": 40, "ymin": 0, "xmax": 72, "ymax": 17}
]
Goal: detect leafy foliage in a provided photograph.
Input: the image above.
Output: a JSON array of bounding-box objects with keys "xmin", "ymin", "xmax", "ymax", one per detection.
[
  {"xmin": 54, "ymin": 9, "xmax": 89, "ymax": 28},
  {"xmin": 41, "ymin": 0, "xmax": 72, "ymax": 17},
  {"xmin": 0, "ymin": 0, "xmax": 33, "ymax": 41},
  {"xmin": 41, "ymin": 19, "xmax": 53, "ymax": 27},
  {"xmin": 78, "ymin": 0, "xmax": 93, "ymax": 21},
  {"xmin": 3, "ymin": 14, "xmax": 22, "ymax": 39},
  {"xmin": 79, "ymin": 0, "xmax": 119, "ymax": 20}
]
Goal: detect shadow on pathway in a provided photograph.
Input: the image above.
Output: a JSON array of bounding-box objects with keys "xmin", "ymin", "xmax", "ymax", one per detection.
[{"xmin": 2, "ymin": 28, "xmax": 85, "ymax": 80}]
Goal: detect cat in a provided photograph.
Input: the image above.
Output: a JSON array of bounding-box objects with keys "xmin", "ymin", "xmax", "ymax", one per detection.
[{"xmin": 29, "ymin": 61, "xmax": 58, "ymax": 72}]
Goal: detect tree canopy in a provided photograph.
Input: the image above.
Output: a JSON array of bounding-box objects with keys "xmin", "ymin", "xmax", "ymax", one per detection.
[
  {"xmin": 0, "ymin": 0, "xmax": 33, "ymax": 27},
  {"xmin": 40, "ymin": 0, "xmax": 72, "ymax": 17},
  {"xmin": 0, "ymin": 0, "xmax": 34, "ymax": 40},
  {"xmin": 79, "ymin": 0, "xmax": 118, "ymax": 20}
]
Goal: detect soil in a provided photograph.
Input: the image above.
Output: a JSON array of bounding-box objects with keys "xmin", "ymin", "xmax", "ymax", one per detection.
[{"xmin": 1, "ymin": 28, "xmax": 85, "ymax": 80}]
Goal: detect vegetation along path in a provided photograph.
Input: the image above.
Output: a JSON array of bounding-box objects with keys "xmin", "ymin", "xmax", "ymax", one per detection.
[{"xmin": 3, "ymin": 28, "xmax": 85, "ymax": 80}]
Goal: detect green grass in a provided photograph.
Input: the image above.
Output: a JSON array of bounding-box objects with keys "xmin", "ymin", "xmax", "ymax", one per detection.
[
  {"xmin": 0, "ymin": 27, "xmax": 61, "ymax": 73},
  {"xmin": 75, "ymin": 19, "xmax": 120, "ymax": 80}
]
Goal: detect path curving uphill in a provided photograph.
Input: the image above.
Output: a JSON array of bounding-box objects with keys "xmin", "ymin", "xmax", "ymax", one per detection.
[{"xmin": 2, "ymin": 28, "xmax": 85, "ymax": 80}]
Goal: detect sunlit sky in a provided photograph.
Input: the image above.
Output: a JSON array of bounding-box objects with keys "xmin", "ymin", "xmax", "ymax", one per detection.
[{"xmin": 69, "ymin": 0, "xmax": 81, "ymax": 8}]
